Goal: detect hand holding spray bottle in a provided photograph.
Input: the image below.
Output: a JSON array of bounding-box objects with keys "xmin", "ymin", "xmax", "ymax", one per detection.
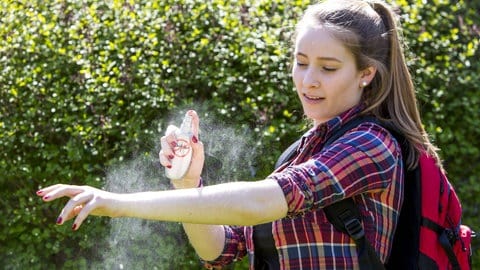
[{"xmin": 165, "ymin": 113, "xmax": 193, "ymax": 180}]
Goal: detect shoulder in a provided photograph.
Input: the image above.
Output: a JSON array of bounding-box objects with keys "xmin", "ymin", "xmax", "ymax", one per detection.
[
  {"xmin": 336, "ymin": 120, "xmax": 394, "ymax": 142},
  {"xmin": 333, "ymin": 121, "xmax": 401, "ymax": 156},
  {"xmin": 354, "ymin": 121, "xmax": 394, "ymax": 140}
]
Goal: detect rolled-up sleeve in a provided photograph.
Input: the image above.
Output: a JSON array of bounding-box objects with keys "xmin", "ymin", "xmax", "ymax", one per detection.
[
  {"xmin": 201, "ymin": 226, "xmax": 247, "ymax": 269},
  {"xmin": 268, "ymin": 123, "xmax": 401, "ymax": 217}
]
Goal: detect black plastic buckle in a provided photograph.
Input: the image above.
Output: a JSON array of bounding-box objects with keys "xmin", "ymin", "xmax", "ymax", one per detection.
[{"xmin": 344, "ymin": 218, "xmax": 365, "ymax": 240}]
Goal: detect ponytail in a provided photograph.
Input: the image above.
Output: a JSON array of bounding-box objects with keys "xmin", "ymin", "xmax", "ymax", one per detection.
[{"xmin": 366, "ymin": 1, "xmax": 441, "ymax": 169}]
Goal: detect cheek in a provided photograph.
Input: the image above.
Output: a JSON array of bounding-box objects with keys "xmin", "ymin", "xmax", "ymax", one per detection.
[
  {"xmin": 335, "ymin": 82, "xmax": 363, "ymax": 104},
  {"xmin": 292, "ymin": 68, "xmax": 305, "ymax": 92},
  {"xmin": 333, "ymin": 70, "xmax": 361, "ymax": 96}
]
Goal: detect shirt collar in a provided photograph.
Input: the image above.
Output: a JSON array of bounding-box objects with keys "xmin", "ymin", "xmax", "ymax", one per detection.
[{"xmin": 303, "ymin": 104, "xmax": 366, "ymax": 142}]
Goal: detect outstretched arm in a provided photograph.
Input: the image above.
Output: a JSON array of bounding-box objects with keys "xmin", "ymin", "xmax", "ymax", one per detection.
[
  {"xmin": 37, "ymin": 110, "xmax": 288, "ymax": 262},
  {"xmin": 37, "ymin": 179, "xmax": 287, "ymax": 228}
]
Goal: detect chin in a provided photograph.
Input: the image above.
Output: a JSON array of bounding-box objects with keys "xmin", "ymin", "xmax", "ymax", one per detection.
[
  {"xmin": 302, "ymin": 107, "xmax": 332, "ymax": 125},
  {"xmin": 306, "ymin": 116, "xmax": 329, "ymax": 126},
  {"xmin": 311, "ymin": 114, "xmax": 333, "ymax": 125}
]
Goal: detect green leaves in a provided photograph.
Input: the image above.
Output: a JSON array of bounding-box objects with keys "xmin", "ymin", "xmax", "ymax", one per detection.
[{"xmin": 0, "ymin": 0, "xmax": 478, "ymax": 268}]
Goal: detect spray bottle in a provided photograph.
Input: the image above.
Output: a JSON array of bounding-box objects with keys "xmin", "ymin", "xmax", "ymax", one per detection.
[{"xmin": 165, "ymin": 113, "xmax": 193, "ymax": 180}]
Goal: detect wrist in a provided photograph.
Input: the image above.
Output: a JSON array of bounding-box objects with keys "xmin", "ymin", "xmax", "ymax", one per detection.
[{"xmin": 171, "ymin": 177, "xmax": 203, "ymax": 189}]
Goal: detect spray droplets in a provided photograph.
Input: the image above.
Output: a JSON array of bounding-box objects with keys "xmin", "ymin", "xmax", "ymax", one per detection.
[{"xmin": 95, "ymin": 110, "xmax": 258, "ymax": 267}]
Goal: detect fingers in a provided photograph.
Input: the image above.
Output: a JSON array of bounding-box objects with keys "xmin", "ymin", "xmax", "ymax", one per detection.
[
  {"xmin": 190, "ymin": 133, "xmax": 204, "ymax": 161},
  {"xmin": 36, "ymin": 183, "xmax": 63, "ymax": 195},
  {"xmin": 159, "ymin": 110, "xmax": 199, "ymax": 169},
  {"xmin": 186, "ymin": 110, "xmax": 200, "ymax": 141},
  {"xmin": 185, "ymin": 110, "xmax": 203, "ymax": 160},
  {"xmin": 57, "ymin": 205, "xmax": 84, "ymax": 224},
  {"xmin": 36, "ymin": 184, "xmax": 63, "ymax": 198},
  {"xmin": 37, "ymin": 184, "xmax": 84, "ymax": 201},
  {"xmin": 56, "ymin": 190, "xmax": 94, "ymax": 229},
  {"xmin": 183, "ymin": 111, "xmax": 205, "ymax": 183},
  {"xmin": 71, "ymin": 196, "xmax": 101, "ymax": 230},
  {"xmin": 37, "ymin": 184, "xmax": 102, "ymax": 230},
  {"xmin": 159, "ymin": 125, "xmax": 178, "ymax": 168}
]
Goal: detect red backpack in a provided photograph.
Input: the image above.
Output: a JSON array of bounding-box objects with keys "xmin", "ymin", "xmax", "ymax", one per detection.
[
  {"xmin": 411, "ymin": 153, "xmax": 474, "ymax": 269},
  {"xmin": 276, "ymin": 116, "xmax": 475, "ymax": 270}
]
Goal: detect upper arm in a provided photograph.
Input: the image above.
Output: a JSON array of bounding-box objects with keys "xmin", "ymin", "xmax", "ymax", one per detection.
[{"xmin": 268, "ymin": 122, "xmax": 402, "ymax": 216}]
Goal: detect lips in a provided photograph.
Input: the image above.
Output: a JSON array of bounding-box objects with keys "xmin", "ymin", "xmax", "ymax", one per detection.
[{"xmin": 303, "ymin": 94, "xmax": 325, "ymax": 102}]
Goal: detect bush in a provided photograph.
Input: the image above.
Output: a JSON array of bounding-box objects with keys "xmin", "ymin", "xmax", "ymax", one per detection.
[
  {"xmin": 0, "ymin": 0, "xmax": 478, "ymax": 269},
  {"xmin": 0, "ymin": 0, "xmax": 307, "ymax": 268},
  {"xmin": 399, "ymin": 0, "xmax": 480, "ymax": 265}
]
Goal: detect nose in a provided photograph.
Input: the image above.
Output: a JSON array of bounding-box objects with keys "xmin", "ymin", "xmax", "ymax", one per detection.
[{"xmin": 303, "ymin": 68, "xmax": 320, "ymax": 89}]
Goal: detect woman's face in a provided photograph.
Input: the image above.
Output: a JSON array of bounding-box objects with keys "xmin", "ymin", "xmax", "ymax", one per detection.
[{"xmin": 292, "ymin": 26, "xmax": 371, "ymax": 126}]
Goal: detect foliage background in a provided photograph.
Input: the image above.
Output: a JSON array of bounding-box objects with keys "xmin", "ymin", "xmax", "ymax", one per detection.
[{"xmin": 0, "ymin": 0, "xmax": 478, "ymax": 269}]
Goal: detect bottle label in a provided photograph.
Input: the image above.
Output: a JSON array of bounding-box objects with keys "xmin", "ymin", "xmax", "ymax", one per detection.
[{"xmin": 173, "ymin": 138, "xmax": 191, "ymax": 158}]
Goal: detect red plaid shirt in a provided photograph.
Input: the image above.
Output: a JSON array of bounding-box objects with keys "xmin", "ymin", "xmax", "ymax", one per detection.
[{"xmin": 203, "ymin": 105, "xmax": 404, "ymax": 270}]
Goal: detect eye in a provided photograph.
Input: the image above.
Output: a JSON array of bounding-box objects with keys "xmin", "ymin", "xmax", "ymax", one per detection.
[
  {"xmin": 296, "ymin": 62, "xmax": 308, "ymax": 67},
  {"xmin": 323, "ymin": 67, "xmax": 337, "ymax": 72}
]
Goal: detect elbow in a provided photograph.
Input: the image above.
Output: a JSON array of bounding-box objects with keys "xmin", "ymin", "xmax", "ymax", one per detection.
[
  {"xmin": 237, "ymin": 196, "xmax": 288, "ymax": 226},
  {"xmin": 235, "ymin": 208, "xmax": 277, "ymax": 226}
]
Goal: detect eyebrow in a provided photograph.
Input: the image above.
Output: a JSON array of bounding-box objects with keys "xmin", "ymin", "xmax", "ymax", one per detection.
[{"xmin": 295, "ymin": 52, "xmax": 342, "ymax": 63}]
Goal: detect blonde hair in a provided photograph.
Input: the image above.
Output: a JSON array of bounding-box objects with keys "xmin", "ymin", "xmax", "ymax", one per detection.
[{"xmin": 295, "ymin": 0, "xmax": 441, "ymax": 169}]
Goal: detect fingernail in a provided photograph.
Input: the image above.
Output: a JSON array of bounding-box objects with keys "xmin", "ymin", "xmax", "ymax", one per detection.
[
  {"xmin": 56, "ymin": 217, "xmax": 63, "ymax": 224},
  {"xmin": 192, "ymin": 136, "xmax": 198, "ymax": 143},
  {"xmin": 36, "ymin": 190, "xmax": 44, "ymax": 195},
  {"xmin": 170, "ymin": 142, "xmax": 177, "ymax": 147},
  {"xmin": 167, "ymin": 165, "xmax": 172, "ymax": 169},
  {"xmin": 168, "ymin": 154, "xmax": 175, "ymax": 160},
  {"xmin": 72, "ymin": 223, "xmax": 77, "ymax": 231},
  {"xmin": 43, "ymin": 195, "xmax": 50, "ymax": 200}
]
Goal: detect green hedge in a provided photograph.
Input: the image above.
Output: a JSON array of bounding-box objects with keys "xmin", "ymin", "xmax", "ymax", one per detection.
[{"xmin": 0, "ymin": 0, "xmax": 478, "ymax": 269}]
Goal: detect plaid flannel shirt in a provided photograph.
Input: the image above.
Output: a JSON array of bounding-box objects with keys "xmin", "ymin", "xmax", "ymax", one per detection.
[{"xmin": 203, "ymin": 105, "xmax": 404, "ymax": 270}]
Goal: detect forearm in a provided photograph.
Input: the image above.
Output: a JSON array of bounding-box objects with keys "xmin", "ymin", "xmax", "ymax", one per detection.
[
  {"xmin": 182, "ymin": 223, "xmax": 225, "ymax": 261},
  {"xmin": 114, "ymin": 179, "xmax": 288, "ymax": 226}
]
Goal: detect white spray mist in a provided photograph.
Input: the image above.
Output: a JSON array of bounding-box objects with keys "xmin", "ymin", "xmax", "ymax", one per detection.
[{"xmin": 93, "ymin": 110, "xmax": 258, "ymax": 269}]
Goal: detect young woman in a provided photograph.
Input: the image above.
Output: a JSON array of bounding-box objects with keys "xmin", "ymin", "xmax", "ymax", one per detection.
[{"xmin": 37, "ymin": 0, "xmax": 441, "ymax": 269}]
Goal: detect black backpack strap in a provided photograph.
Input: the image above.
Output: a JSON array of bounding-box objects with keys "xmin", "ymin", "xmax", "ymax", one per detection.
[
  {"xmin": 322, "ymin": 116, "xmax": 385, "ymax": 270},
  {"xmin": 253, "ymin": 138, "xmax": 301, "ymax": 269},
  {"xmin": 274, "ymin": 115, "xmax": 377, "ymax": 169},
  {"xmin": 275, "ymin": 116, "xmax": 386, "ymax": 270},
  {"xmin": 324, "ymin": 199, "xmax": 385, "ymax": 270},
  {"xmin": 422, "ymin": 218, "xmax": 462, "ymax": 270},
  {"xmin": 274, "ymin": 139, "xmax": 301, "ymax": 169}
]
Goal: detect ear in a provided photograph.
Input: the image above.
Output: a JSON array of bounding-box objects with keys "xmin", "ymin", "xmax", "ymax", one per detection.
[{"xmin": 359, "ymin": 66, "xmax": 377, "ymax": 87}]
